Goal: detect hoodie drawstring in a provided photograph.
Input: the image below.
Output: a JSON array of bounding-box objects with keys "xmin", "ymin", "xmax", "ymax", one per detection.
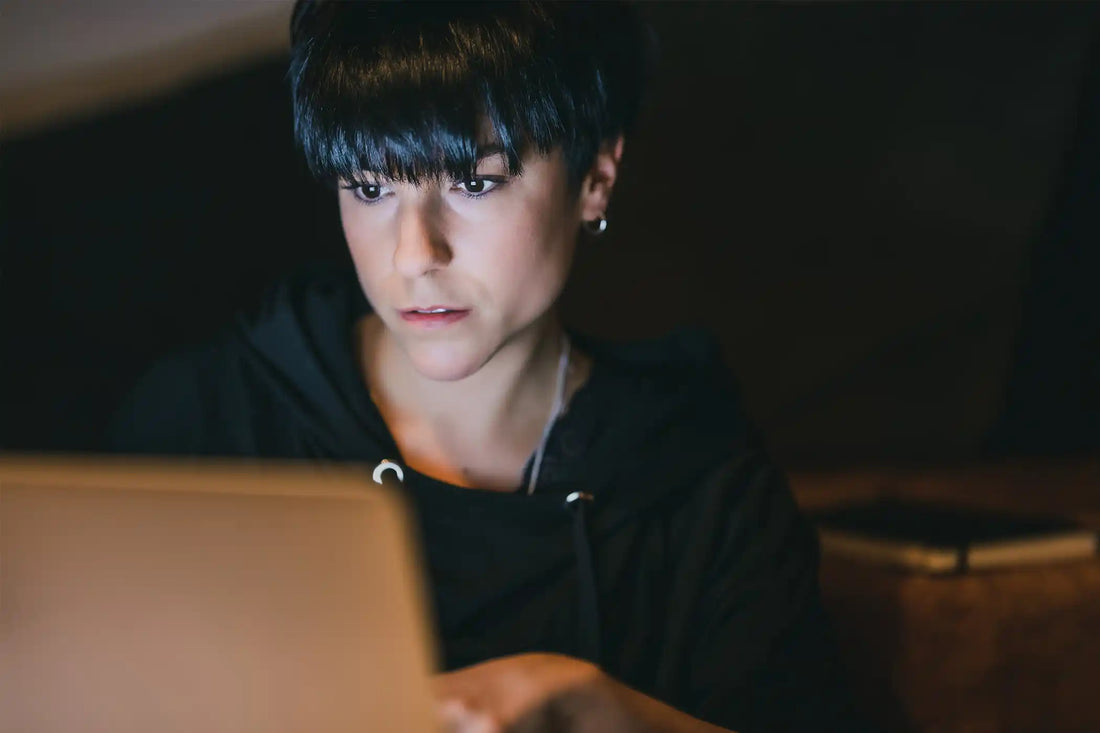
[{"xmin": 564, "ymin": 490, "xmax": 601, "ymax": 666}]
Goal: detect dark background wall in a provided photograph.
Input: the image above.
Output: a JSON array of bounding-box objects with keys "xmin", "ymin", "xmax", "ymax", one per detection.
[{"xmin": 3, "ymin": 2, "xmax": 1099, "ymax": 468}]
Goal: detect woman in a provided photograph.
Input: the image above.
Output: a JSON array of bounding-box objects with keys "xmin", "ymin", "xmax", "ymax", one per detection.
[{"xmin": 111, "ymin": 2, "xmax": 866, "ymax": 731}]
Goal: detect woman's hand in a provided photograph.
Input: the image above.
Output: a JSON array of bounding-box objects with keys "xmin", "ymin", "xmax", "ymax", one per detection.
[
  {"xmin": 434, "ymin": 652, "xmax": 733, "ymax": 733},
  {"xmin": 435, "ymin": 652, "xmax": 601, "ymax": 732}
]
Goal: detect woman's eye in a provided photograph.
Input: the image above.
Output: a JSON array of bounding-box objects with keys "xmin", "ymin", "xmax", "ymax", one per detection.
[
  {"xmin": 354, "ymin": 184, "xmax": 385, "ymax": 203},
  {"xmin": 455, "ymin": 178, "xmax": 500, "ymax": 196}
]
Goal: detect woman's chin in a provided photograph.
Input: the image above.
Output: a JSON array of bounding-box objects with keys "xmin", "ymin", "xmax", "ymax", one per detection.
[{"xmin": 405, "ymin": 344, "xmax": 486, "ymax": 382}]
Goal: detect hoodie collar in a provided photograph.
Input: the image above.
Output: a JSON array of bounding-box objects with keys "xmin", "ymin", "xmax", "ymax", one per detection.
[{"xmin": 235, "ymin": 262, "xmax": 744, "ymax": 525}]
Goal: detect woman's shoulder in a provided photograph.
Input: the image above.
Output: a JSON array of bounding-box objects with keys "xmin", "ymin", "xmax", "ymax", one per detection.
[
  {"xmin": 554, "ymin": 326, "xmax": 761, "ymax": 507},
  {"xmin": 105, "ymin": 262, "xmax": 369, "ymax": 456}
]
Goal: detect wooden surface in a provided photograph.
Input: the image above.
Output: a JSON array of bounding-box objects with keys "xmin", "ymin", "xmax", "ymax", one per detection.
[{"xmin": 789, "ymin": 461, "xmax": 1100, "ymax": 733}]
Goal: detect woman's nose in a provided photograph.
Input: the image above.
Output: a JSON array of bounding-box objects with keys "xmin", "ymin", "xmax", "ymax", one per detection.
[{"xmin": 393, "ymin": 201, "xmax": 451, "ymax": 277}]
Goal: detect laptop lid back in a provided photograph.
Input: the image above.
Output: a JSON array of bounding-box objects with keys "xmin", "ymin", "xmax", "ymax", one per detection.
[{"xmin": 0, "ymin": 455, "xmax": 438, "ymax": 733}]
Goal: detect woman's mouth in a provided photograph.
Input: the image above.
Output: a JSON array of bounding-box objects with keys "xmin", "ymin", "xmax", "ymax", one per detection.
[{"xmin": 398, "ymin": 307, "xmax": 471, "ymax": 327}]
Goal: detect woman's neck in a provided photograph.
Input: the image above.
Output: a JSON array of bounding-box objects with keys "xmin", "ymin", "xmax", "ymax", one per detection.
[{"xmin": 355, "ymin": 312, "xmax": 588, "ymax": 489}]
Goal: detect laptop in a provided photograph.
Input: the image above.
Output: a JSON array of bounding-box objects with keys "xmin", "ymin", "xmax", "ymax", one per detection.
[{"xmin": 0, "ymin": 454, "xmax": 440, "ymax": 733}]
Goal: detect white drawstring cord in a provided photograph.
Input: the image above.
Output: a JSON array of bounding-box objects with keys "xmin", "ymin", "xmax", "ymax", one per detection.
[{"xmin": 526, "ymin": 333, "xmax": 571, "ymax": 496}]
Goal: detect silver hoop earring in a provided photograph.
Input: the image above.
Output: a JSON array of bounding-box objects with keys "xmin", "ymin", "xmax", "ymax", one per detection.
[{"xmin": 583, "ymin": 215, "xmax": 608, "ymax": 235}]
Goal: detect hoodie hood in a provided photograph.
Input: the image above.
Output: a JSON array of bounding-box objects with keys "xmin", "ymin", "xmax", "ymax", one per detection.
[
  {"xmin": 227, "ymin": 262, "xmax": 751, "ymax": 668},
  {"xmin": 236, "ymin": 262, "xmax": 748, "ymax": 524}
]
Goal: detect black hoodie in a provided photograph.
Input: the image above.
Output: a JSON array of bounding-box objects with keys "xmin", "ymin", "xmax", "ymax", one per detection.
[{"xmin": 108, "ymin": 263, "xmax": 866, "ymax": 733}]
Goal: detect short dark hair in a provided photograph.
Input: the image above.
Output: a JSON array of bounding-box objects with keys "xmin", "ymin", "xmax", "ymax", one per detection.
[{"xmin": 288, "ymin": 1, "xmax": 656, "ymax": 190}]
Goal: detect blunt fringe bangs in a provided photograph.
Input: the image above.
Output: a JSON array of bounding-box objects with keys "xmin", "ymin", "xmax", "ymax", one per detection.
[{"xmin": 288, "ymin": 1, "xmax": 656, "ymax": 189}]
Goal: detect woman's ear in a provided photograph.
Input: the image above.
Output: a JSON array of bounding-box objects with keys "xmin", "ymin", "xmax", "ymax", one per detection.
[{"xmin": 579, "ymin": 136, "xmax": 625, "ymax": 221}]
